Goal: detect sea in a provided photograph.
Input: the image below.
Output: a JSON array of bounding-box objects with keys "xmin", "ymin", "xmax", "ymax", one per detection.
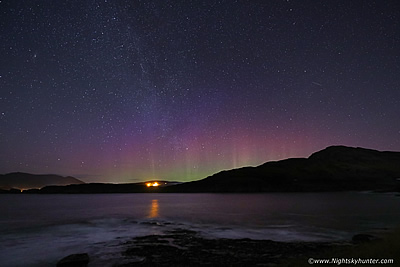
[{"xmin": 1, "ymin": 192, "xmax": 400, "ymax": 266}]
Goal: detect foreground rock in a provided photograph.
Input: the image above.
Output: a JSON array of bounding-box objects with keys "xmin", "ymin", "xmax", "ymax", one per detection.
[
  {"xmin": 352, "ymin": 234, "xmax": 376, "ymax": 243},
  {"xmin": 117, "ymin": 229, "xmax": 343, "ymax": 266},
  {"xmin": 57, "ymin": 253, "xmax": 90, "ymax": 267}
]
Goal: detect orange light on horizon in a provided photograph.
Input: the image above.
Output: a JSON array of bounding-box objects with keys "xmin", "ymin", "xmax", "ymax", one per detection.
[{"xmin": 146, "ymin": 182, "xmax": 159, "ymax": 187}]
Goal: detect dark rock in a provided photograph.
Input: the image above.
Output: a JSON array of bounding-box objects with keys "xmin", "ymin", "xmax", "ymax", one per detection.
[
  {"xmin": 117, "ymin": 230, "xmax": 339, "ymax": 266},
  {"xmin": 352, "ymin": 234, "xmax": 375, "ymax": 243},
  {"xmin": 57, "ymin": 253, "xmax": 89, "ymax": 267}
]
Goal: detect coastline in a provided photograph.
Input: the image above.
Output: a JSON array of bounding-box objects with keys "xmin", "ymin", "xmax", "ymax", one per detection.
[
  {"xmin": 110, "ymin": 229, "xmax": 343, "ymax": 266},
  {"xmin": 1, "ymin": 192, "xmax": 399, "ymax": 266},
  {"xmin": 57, "ymin": 228, "xmax": 400, "ymax": 266}
]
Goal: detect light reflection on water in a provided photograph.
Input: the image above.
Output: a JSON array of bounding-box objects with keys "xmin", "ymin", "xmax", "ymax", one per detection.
[
  {"xmin": 0, "ymin": 192, "xmax": 400, "ymax": 266},
  {"xmin": 148, "ymin": 199, "xmax": 159, "ymax": 218},
  {"xmin": 1, "ymin": 193, "xmax": 400, "ymax": 235}
]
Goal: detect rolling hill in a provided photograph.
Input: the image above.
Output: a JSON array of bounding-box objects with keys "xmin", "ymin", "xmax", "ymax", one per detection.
[
  {"xmin": 164, "ymin": 146, "xmax": 400, "ymax": 192},
  {"xmin": 0, "ymin": 172, "xmax": 84, "ymax": 190},
  {"xmin": 4, "ymin": 146, "xmax": 400, "ymax": 194}
]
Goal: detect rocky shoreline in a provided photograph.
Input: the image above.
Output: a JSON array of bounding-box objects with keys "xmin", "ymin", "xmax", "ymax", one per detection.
[
  {"xmin": 57, "ymin": 225, "xmax": 400, "ymax": 267},
  {"xmin": 119, "ymin": 229, "xmax": 341, "ymax": 266},
  {"xmin": 58, "ymin": 229, "xmax": 352, "ymax": 266}
]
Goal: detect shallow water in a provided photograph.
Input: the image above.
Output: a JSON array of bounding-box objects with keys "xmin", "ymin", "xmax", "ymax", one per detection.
[{"xmin": 0, "ymin": 192, "xmax": 399, "ymax": 266}]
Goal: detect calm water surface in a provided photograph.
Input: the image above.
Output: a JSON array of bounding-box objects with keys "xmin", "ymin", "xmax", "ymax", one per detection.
[{"xmin": 0, "ymin": 192, "xmax": 399, "ymax": 266}]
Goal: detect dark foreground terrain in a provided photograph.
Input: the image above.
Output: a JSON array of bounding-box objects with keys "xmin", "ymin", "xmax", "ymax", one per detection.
[
  {"xmin": 117, "ymin": 229, "xmax": 336, "ymax": 266},
  {"xmin": 58, "ymin": 228, "xmax": 400, "ymax": 266}
]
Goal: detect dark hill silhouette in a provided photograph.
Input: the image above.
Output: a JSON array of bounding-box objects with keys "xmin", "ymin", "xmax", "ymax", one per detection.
[
  {"xmin": 11, "ymin": 146, "xmax": 400, "ymax": 194},
  {"xmin": 38, "ymin": 181, "xmax": 181, "ymax": 194},
  {"xmin": 164, "ymin": 146, "xmax": 400, "ymax": 193},
  {"xmin": 0, "ymin": 172, "xmax": 84, "ymax": 190}
]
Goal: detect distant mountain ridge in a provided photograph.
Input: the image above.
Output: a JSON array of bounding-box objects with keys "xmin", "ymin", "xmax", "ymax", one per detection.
[
  {"xmin": 0, "ymin": 172, "xmax": 84, "ymax": 190},
  {"xmin": 38, "ymin": 180, "xmax": 182, "ymax": 194},
  {"xmin": 2, "ymin": 146, "xmax": 400, "ymax": 194},
  {"xmin": 164, "ymin": 146, "xmax": 400, "ymax": 193}
]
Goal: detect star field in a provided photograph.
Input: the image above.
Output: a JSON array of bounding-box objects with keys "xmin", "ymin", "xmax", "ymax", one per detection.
[{"xmin": 1, "ymin": 0, "xmax": 399, "ymax": 182}]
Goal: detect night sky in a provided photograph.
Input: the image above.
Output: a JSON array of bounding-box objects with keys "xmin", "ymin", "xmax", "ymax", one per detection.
[{"xmin": 1, "ymin": 0, "xmax": 399, "ymax": 183}]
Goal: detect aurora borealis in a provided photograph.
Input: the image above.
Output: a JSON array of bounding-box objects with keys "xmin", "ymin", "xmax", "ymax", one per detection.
[{"xmin": 1, "ymin": 1, "xmax": 399, "ymax": 183}]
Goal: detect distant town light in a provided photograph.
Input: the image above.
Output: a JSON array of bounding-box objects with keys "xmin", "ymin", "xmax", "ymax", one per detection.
[{"xmin": 146, "ymin": 182, "xmax": 159, "ymax": 187}]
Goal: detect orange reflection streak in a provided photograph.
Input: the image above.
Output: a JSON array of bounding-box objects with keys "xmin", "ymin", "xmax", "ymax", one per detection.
[{"xmin": 148, "ymin": 199, "xmax": 159, "ymax": 218}]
